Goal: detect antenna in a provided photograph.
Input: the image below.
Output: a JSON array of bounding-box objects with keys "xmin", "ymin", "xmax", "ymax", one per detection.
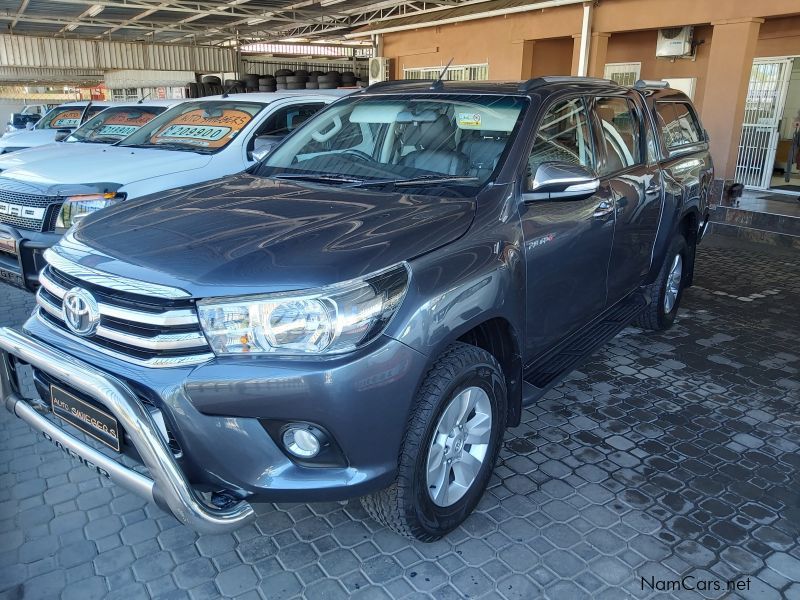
[
  {"xmin": 221, "ymin": 82, "xmax": 239, "ymax": 98},
  {"xmin": 430, "ymin": 57, "xmax": 454, "ymax": 90},
  {"xmin": 137, "ymin": 91, "xmax": 152, "ymax": 104}
]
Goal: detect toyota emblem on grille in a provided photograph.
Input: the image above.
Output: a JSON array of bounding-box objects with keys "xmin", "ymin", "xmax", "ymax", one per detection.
[{"xmin": 62, "ymin": 287, "xmax": 100, "ymax": 337}]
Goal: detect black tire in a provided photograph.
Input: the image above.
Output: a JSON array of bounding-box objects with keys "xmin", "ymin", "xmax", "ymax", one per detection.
[
  {"xmin": 635, "ymin": 234, "xmax": 689, "ymax": 331},
  {"xmin": 361, "ymin": 342, "xmax": 507, "ymax": 541},
  {"xmin": 305, "ymin": 82, "xmax": 319, "ymax": 89},
  {"xmin": 201, "ymin": 75, "xmax": 221, "ymax": 85},
  {"xmin": 258, "ymin": 76, "xmax": 275, "ymax": 85},
  {"xmin": 318, "ymin": 82, "xmax": 339, "ymax": 89},
  {"xmin": 187, "ymin": 82, "xmax": 199, "ymax": 98},
  {"xmin": 286, "ymin": 75, "xmax": 308, "ymax": 84},
  {"xmin": 276, "ymin": 83, "xmax": 288, "ymax": 90},
  {"xmin": 275, "ymin": 68, "xmax": 293, "ymax": 77},
  {"xmin": 286, "ymin": 82, "xmax": 306, "ymax": 90}
]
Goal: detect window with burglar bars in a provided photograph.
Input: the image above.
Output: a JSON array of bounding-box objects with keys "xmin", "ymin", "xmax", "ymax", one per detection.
[
  {"xmin": 403, "ymin": 63, "xmax": 489, "ymax": 81},
  {"xmin": 603, "ymin": 63, "xmax": 642, "ymax": 87}
]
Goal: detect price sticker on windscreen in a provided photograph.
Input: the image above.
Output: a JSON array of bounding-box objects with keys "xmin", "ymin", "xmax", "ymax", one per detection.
[
  {"xmin": 150, "ymin": 108, "xmax": 254, "ymax": 148},
  {"xmin": 51, "ymin": 110, "xmax": 83, "ymax": 128},
  {"xmin": 97, "ymin": 111, "xmax": 157, "ymax": 138},
  {"xmin": 457, "ymin": 112, "xmax": 483, "ymax": 128}
]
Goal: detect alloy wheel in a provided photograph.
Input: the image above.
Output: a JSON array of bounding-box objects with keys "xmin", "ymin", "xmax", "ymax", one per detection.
[
  {"xmin": 664, "ymin": 253, "xmax": 683, "ymax": 313},
  {"xmin": 425, "ymin": 386, "xmax": 492, "ymax": 507}
]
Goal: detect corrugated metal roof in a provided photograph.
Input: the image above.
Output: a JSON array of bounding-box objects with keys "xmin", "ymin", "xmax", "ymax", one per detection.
[{"xmin": 1, "ymin": 1, "xmax": 496, "ymax": 46}]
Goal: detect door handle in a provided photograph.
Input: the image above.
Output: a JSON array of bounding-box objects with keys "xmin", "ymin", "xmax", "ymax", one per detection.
[{"xmin": 592, "ymin": 200, "xmax": 615, "ymax": 218}]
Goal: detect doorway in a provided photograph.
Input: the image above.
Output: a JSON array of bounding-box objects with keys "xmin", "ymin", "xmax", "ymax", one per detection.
[{"xmin": 734, "ymin": 57, "xmax": 800, "ymax": 196}]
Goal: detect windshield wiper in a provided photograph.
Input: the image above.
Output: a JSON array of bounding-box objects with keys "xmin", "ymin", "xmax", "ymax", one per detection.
[
  {"xmin": 353, "ymin": 175, "xmax": 480, "ymax": 187},
  {"xmin": 122, "ymin": 142, "xmax": 211, "ymax": 153},
  {"xmin": 272, "ymin": 173, "xmax": 365, "ymax": 185}
]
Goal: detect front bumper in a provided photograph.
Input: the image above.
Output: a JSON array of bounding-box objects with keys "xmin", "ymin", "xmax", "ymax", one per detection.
[
  {"xmin": 0, "ymin": 327, "xmax": 255, "ymax": 533},
  {"xmin": 0, "ymin": 226, "xmax": 57, "ymax": 290}
]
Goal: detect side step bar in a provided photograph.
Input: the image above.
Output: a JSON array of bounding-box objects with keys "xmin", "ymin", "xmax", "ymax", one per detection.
[
  {"xmin": 0, "ymin": 327, "xmax": 255, "ymax": 534},
  {"xmin": 523, "ymin": 293, "xmax": 648, "ymax": 404}
]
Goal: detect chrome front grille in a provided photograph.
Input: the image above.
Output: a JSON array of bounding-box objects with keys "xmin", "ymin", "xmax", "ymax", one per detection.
[
  {"xmin": 36, "ymin": 264, "xmax": 214, "ymax": 368},
  {"xmin": 0, "ymin": 184, "xmax": 63, "ymax": 232}
]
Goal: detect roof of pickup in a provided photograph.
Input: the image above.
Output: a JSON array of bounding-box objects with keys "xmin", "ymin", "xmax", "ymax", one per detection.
[{"xmin": 362, "ymin": 77, "xmax": 691, "ymax": 101}]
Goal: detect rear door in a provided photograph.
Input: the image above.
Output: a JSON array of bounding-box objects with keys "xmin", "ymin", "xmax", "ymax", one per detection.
[
  {"xmin": 591, "ymin": 93, "xmax": 662, "ymax": 305},
  {"xmin": 520, "ymin": 96, "xmax": 616, "ymax": 358}
]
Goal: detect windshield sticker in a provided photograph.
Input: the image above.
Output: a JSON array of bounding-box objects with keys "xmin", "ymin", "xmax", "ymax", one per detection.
[
  {"xmin": 150, "ymin": 108, "xmax": 253, "ymax": 148},
  {"xmin": 457, "ymin": 112, "xmax": 482, "ymax": 128},
  {"xmin": 50, "ymin": 110, "xmax": 83, "ymax": 129},
  {"xmin": 96, "ymin": 112, "xmax": 156, "ymax": 138}
]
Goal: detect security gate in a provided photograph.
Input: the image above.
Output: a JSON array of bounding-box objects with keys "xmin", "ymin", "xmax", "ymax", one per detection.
[{"xmin": 734, "ymin": 58, "xmax": 793, "ymax": 189}]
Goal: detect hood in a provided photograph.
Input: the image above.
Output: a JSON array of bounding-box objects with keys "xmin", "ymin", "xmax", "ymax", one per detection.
[
  {"xmin": 0, "ymin": 129, "xmax": 58, "ymax": 150},
  {"xmin": 0, "ymin": 145, "xmax": 211, "ymax": 190},
  {"xmin": 66, "ymin": 174, "xmax": 476, "ymax": 297}
]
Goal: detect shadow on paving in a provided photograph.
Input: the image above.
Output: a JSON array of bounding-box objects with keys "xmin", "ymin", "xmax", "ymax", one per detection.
[{"xmin": 0, "ymin": 235, "xmax": 798, "ymax": 600}]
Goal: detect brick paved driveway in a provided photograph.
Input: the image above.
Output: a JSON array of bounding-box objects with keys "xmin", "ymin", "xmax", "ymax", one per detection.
[{"xmin": 1, "ymin": 237, "xmax": 799, "ymax": 600}]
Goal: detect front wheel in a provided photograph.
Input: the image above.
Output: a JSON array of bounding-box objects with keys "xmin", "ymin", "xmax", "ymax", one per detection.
[
  {"xmin": 361, "ymin": 342, "xmax": 507, "ymax": 541},
  {"xmin": 635, "ymin": 234, "xmax": 689, "ymax": 331}
]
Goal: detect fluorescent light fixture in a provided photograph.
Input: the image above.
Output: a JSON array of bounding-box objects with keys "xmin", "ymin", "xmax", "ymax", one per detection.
[
  {"xmin": 247, "ymin": 17, "xmax": 266, "ymax": 25},
  {"xmin": 66, "ymin": 23, "xmax": 78, "ymax": 31},
  {"xmin": 87, "ymin": 4, "xmax": 104, "ymax": 16},
  {"xmin": 320, "ymin": 0, "xmax": 347, "ymax": 6}
]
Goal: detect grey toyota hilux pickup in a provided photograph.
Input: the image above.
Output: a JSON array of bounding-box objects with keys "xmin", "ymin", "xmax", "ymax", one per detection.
[{"xmin": 0, "ymin": 77, "xmax": 712, "ymax": 541}]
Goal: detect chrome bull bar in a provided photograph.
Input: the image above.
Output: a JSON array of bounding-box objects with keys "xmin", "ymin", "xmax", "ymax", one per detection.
[{"xmin": 0, "ymin": 327, "xmax": 255, "ymax": 534}]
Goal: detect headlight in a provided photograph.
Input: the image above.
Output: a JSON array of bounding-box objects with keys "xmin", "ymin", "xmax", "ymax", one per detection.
[
  {"xmin": 198, "ymin": 263, "xmax": 409, "ymax": 356},
  {"xmin": 55, "ymin": 192, "xmax": 124, "ymax": 232}
]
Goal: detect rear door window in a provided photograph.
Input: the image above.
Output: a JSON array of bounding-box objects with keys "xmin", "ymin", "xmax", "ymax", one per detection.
[
  {"xmin": 594, "ymin": 96, "xmax": 642, "ymax": 174},
  {"xmin": 655, "ymin": 101, "xmax": 703, "ymax": 149}
]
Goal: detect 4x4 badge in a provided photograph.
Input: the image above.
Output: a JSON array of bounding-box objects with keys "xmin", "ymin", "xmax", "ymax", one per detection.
[{"xmin": 62, "ymin": 287, "xmax": 100, "ymax": 337}]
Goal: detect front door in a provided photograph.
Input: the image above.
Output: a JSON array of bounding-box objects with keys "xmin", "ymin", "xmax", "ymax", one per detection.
[{"xmin": 520, "ymin": 97, "xmax": 615, "ymax": 361}]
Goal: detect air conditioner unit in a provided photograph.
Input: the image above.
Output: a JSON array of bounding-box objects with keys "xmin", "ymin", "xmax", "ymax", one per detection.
[
  {"xmin": 369, "ymin": 57, "xmax": 390, "ymax": 85},
  {"xmin": 656, "ymin": 26, "xmax": 693, "ymax": 58}
]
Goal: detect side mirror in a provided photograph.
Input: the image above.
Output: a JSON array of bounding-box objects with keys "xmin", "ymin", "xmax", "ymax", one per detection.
[
  {"xmin": 25, "ymin": 121, "xmax": 35, "ymax": 130},
  {"xmin": 523, "ymin": 162, "xmax": 599, "ymax": 202},
  {"xmin": 54, "ymin": 129, "xmax": 71, "ymax": 142},
  {"xmin": 249, "ymin": 135, "xmax": 284, "ymax": 162}
]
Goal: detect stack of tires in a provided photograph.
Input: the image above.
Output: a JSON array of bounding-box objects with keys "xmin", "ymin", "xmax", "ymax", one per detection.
[
  {"xmin": 274, "ymin": 69, "xmax": 293, "ymax": 90},
  {"xmin": 258, "ymin": 75, "xmax": 276, "ymax": 92},
  {"xmin": 187, "ymin": 75, "xmax": 225, "ymax": 98},
  {"xmin": 305, "ymin": 71, "xmax": 325, "ymax": 89},
  {"xmin": 340, "ymin": 71, "xmax": 358, "ymax": 87},
  {"xmin": 243, "ymin": 73, "xmax": 261, "ymax": 91},
  {"xmin": 317, "ymin": 72, "xmax": 341, "ymax": 89}
]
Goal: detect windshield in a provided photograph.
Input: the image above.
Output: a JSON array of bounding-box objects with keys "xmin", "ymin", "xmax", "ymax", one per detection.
[
  {"xmin": 258, "ymin": 94, "xmax": 528, "ymax": 187},
  {"xmin": 66, "ymin": 105, "xmax": 167, "ymax": 144},
  {"xmin": 118, "ymin": 100, "xmax": 266, "ymax": 153},
  {"xmin": 35, "ymin": 105, "xmax": 85, "ymax": 130}
]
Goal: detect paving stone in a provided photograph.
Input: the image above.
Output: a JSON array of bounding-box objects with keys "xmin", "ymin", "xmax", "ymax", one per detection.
[{"xmin": 2, "ymin": 242, "xmax": 800, "ymax": 598}]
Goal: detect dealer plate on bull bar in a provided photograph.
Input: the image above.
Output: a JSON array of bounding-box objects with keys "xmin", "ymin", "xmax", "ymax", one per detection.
[{"xmin": 50, "ymin": 384, "xmax": 121, "ymax": 451}]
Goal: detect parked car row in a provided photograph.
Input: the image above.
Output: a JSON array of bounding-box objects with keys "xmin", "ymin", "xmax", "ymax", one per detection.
[
  {"xmin": 0, "ymin": 90, "xmax": 347, "ymax": 289},
  {"xmin": 0, "ymin": 77, "xmax": 712, "ymax": 541}
]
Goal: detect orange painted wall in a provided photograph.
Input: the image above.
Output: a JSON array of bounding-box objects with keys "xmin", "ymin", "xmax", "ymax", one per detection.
[
  {"xmin": 605, "ymin": 27, "xmax": 714, "ymax": 112},
  {"xmin": 528, "ymin": 37, "xmax": 575, "ymax": 78},
  {"xmin": 755, "ymin": 15, "xmax": 800, "ymax": 57}
]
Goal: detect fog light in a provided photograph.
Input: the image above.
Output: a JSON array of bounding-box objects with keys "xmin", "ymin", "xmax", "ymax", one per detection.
[{"xmin": 282, "ymin": 426, "xmax": 321, "ymax": 459}]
